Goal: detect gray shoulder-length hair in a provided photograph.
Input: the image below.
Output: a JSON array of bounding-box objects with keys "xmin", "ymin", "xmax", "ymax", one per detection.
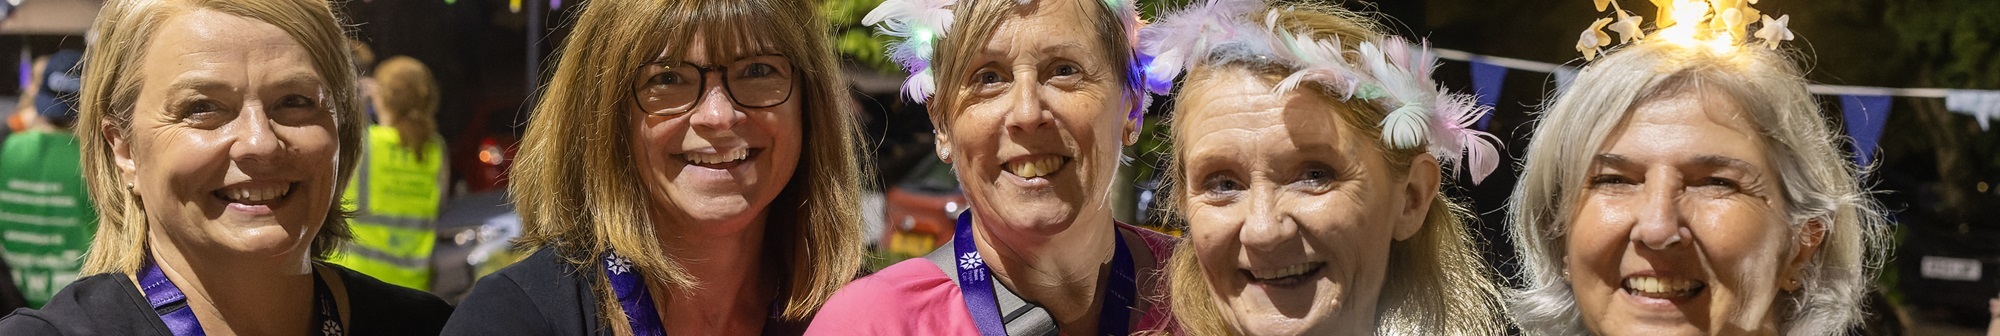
[{"xmin": 1506, "ymin": 41, "xmax": 1892, "ymax": 336}]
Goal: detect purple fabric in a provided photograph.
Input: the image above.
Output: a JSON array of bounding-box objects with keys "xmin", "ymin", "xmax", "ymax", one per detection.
[
  {"xmin": 604, "ymin": 252, "xmax": 665, "ymax": 336},
  {"xmin": 1839, "ymin": 95, "xmax": 1892, "ymax": 166},
  {"xmin": 952, "ymin": 210, "xmax": 1135, "ymax": 336},
  {"xmin": 1470, "ymin": 60, "xmax": 1508, "ymax": 131},
  {"xmin": 139, "ymin": 260, "xmax": 206, "ymax": 336}
]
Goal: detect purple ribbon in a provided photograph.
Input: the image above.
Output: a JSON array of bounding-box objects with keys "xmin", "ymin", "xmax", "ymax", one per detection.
[
  {"xmin": 604, "ymin": 252, "xmax": 664, "ymax": 336},
  {"xmin": 140, "ymin": 260, "xmax": 206, "ymax": 336},
  {"xmin": 952, "ymin": 211, "xmax": 1135, "ymax": 336}
]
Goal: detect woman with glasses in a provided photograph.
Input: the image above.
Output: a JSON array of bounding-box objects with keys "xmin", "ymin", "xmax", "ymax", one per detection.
[{"xmin": 441, "ymin": 0, "xmax": 868, "ymax": 335}]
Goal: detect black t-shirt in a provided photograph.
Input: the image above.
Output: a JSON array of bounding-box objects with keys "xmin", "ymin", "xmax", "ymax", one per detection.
[
  {"xmin": 0, "ymin": 263, "xmax": 453, "ymax": 335},
  {"xmin": 442, "ymin": 248, "xmax": 813, "ymax": 336}
]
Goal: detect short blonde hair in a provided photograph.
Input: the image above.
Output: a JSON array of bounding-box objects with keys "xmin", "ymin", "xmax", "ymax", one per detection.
[
  {"xmin": 76, "ymin": 0, "xmax": 363, "ymax": 275},
  {"xmin": 1507, "ymin": 41, "xmax": 1891, "ymax": 336},
  {"xmin": 508, "ymin": 0, "xmax": 868, "ymax": 330},
  {"xmin": 1157, "ymin": 4, "xmax": 1507, "ymax": 335},
  {"xmin": 372, "ymin": 55, "xmax": 440, "ymax": 160},
  {"xmin": 927, "ymin": 0, "xmax": 1143, "ymax": 133}
]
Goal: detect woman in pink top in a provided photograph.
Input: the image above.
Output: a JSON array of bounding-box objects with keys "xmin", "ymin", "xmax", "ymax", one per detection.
[{"xmin": 808, "ymin": 0, "xmax": 1172, "ymax": 335}]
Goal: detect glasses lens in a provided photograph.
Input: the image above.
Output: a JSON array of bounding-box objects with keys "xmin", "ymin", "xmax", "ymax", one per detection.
[
  {"xmin": 635, "ymin": 64, "xmax": 702, "ymax": 115},
  {"xmin": 726, "ymin": 56, "xmax": 793, "ymax": 108}
]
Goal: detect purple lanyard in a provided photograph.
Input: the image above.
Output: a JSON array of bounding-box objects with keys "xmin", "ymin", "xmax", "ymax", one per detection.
[
  {"xmin": 602, "ymin": 252, "xmax": 665, "ymax": 336},
  {"xmin": 139, "ymin": 259, "xmax": 344, "ymax": 336},
  {"xmin": 952, "ymin": 211, "xmax": 1136, "ymax": 336}
]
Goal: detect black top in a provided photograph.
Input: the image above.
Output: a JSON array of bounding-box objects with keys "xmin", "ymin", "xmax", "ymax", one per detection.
[
  {"xmin": 0, "ymin": 263, "xmax": 453, "ymax": 335},
  {"xmin": 442, "ymin": 249, "xmax": 811, "ymax": 336}
]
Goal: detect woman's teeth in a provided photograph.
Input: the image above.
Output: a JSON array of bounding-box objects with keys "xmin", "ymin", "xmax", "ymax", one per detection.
[
  {"xmin": 1248, "ymin": 262, "xmax": 1324, "ymax": 281},
  {"xmin": 216, "ymin": 183, "xmax": 291, "ymax": 203},
  {"xmin": 684, "ymin": 148, "xmax": 749, "ymax": 165},
  {"xmin": 1623, "ymin": 276, "xmax": 1705, "ymax": 299},
  {"xmin": 1005, "ymin": 156, "xmax": 1065, "ymax": 178}
]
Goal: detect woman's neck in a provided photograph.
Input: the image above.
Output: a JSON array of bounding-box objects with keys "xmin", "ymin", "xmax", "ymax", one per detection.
[
  {"xmin": 652, "ymin": 213, "xmax": 775, "ymax": 335},
  {"xmin": 971, "ymin": 210, "xmax": 1120, "ymax": 335},
  {"xmin": 148, "ymin": 242, "xmax": 315, "ymax": 336}
]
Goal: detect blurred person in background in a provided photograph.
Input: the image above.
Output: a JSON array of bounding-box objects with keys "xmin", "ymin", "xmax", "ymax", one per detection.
[
  {"xmin": 441, "ymin": 0, "xmax": 869, "ymax": 334},
  {"xmin": 0, "ymin": 50, "xmax": 89, "ymax": 311},
  {"xmin": 327, "ymin": 55, "xmax": 449, "ymax": 292},
  {"xmin": 0, "ymin": 0, "xmax": 453, "ymax": 334}
]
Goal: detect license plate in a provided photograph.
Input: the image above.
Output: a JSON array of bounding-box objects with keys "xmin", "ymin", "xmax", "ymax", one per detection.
[{"xmin": 1920, "ymin": 256, "xmax": 1983, "ymax": 281}]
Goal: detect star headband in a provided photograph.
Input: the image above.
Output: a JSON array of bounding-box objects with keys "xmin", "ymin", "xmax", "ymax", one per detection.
[
  {"xmin": 1576, "ymin": 0, "xmax": 1796, "ymax": 61},
  {"xmin": 864, "ymin": 0, "xmax": 1145, "ymax": 109},
  {"xmin": 1136, "ymin": 0, "xmax": 1504, "ymax": 184}
]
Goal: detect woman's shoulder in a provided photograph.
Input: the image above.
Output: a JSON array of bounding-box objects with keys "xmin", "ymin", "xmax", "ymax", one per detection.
[
  {"xmin": 1116, "ymin": 223, "xmax": 1179, "ymax": 264},
  {"xmin": 442, "ymin": 248, "xmax": 600, "ymax": 335},
  {"xmin": 806, "ymin": 258, "xmax": 976, "ymax": 335},
  {"xmin": 0, "ymin": 273, "xmax": 170, "ymax": 335},
  {"xmin": 324, "ymin": 263, "xmax": 454, "ymax": 335}
]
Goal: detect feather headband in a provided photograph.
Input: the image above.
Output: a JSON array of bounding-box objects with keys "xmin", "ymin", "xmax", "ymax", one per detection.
[
  {"xmin": 1137, "ymin": 0, "xmax": 1503, "ymax": 184},
  {"xmin": 864, "ymin": 0, "xmax": 1147, "ymax": 115}
]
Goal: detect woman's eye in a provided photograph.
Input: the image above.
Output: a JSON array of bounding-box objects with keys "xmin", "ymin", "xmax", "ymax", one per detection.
[
  {"xmin": 1696, "ymin": 177, "xmax": 1740, "ymax": 190},
  {"xmin": 278, "ymin": 95, "xmax": 317, "ymax": 109},
  {"xmin": 652, "ymin": 72, "xmax": 686, "ymax": 86},
  {"xmin": 1201, "ymin": 174, "xmax": 1244, "ymax": 197},
  {"xmin": 1053, "ymin": 64, "xmax": 1080, "ymax": 77},
  {"xmin": 740, "ymin": 63, "xmax": 779, "ymax": 78},
  {"xmin": 975, "ymin": 70, "xmax": 1004, "ymax": 85},
  {"xmin": 1297, "ymin": 168, "xmax": 1333, "ymax": 187},
  {"xmin": 1587, "ymin": 174, "xmax": 1633, "ymax": 187}
]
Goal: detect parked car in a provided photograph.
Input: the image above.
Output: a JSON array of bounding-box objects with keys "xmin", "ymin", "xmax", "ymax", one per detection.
[{"xmin": 880, "ymin": 157, "xmax": 966, "ymax": 258}]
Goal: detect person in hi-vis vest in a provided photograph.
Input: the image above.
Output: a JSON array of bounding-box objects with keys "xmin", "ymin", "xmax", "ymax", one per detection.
[{"xmin": 330, "ymin": 55, "xmax": 448, "ymax": 291}]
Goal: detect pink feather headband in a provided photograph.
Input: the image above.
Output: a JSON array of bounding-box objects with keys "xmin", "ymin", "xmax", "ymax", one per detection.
[{"xmin": 1137, "ymin": 0, "xmax": 1503, "ymax": 184}]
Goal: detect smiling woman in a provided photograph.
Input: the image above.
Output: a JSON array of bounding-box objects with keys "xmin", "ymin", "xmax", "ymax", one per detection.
[
  {"xmin": 1137, "ymin": 1, "xmax": 1508, "ymax": 335},
  {"xmin": 440, "ymin": 0, "xmax": 868, "ymax": 335},
  {"xmin": 807, "ymin": 0, "xmax": 1176, "ymax": 334},
  {"xmin": 1508, "ymin": 31, "xmax": 1892, "ymax": 336},
  {"xmin": 0, "ymin": 0, "xmax": 453, "ymax": 335}
]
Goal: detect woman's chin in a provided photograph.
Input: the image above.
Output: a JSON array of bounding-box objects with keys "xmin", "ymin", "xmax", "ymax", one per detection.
[{"xmin": 207, "ymin": 226, "xmax": 315, "ymax": 258}]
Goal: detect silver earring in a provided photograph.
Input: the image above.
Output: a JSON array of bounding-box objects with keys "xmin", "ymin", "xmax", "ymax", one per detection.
[
  {"xmin": 1125, "ymin": 130, "xmax": 1140, "ymax": 144},
  {"xmin": 938, "ymin": 147, "xmax": 951, "ymax": 162}
]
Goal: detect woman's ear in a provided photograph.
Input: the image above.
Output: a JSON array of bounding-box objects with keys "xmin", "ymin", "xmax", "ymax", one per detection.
[
  {"xmin": 933, "ymin": 129, "xmax": 953, "ymax": 164},
  {"xmin": 1394, "ymin": 153, "xmax": 1442, "ymax": 241},
  {"xmin": 1779, "ymin": 217, "xmax": 1827, "ymax": 291},
  {"xmin": 104, "ymin": 121, "xmax": 138, "ymax": 189}
]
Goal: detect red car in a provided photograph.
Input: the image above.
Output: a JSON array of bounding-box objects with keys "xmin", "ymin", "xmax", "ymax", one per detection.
[{"xmin": 880, "ymin": 158, "xmax": 965, "ymax": 257}]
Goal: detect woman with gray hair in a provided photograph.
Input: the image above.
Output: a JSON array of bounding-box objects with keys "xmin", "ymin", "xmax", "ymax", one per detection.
[{"xmin": 1509, "ymin": 2, "xmax": 1891, "ymax": 335}]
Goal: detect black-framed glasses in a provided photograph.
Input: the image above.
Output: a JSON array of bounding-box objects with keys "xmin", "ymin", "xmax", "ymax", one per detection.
[{"xmin": 629, "ymin": 54, "xmax": 796, "ymax": 116}]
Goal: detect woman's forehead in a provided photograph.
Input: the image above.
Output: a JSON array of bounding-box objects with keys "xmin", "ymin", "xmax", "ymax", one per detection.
[{"xmin": 651, "ymin": 28, "xmax": 783, "ymax": 63}]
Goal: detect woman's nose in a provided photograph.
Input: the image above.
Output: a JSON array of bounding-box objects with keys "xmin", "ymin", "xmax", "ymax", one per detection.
[
  {"xmin": 1631, "ymin": 181, "xmax": 1690, "ymax": 250},
  {"xmin": 227, "ymin": 105, "xmax": 284, "ymax": 165},
  {"xmin": 1239, "ymin": 185, "xmax": 1297, "ymax": 251},
  {"xmin": 688, "ymin": 75, "xmax": 743, "ymax": 131}
]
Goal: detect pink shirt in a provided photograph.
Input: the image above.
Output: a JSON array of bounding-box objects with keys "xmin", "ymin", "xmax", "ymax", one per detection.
[{"xmin": 807, "ymin": 223, "xmax": 1179, "ymax": 335}]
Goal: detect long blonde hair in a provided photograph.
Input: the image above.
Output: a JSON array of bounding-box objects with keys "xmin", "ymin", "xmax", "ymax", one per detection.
[
  {"xmin": 509, "ymin": 0, "xmax": 869, "ymax": 331},
  {"xmin": 75, "ymin": 0, "xmax": 363, "ymax": 275},
  {"xmin": 371, "ymin": 55, "xmax": 440, "ymax": 160},
  {"xmin": 1157, "ymin": 4, "xmax": 1507, "ymax": 335}
]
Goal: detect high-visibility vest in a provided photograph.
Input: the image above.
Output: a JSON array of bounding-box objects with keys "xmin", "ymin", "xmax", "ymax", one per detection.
[
  {"xmin": 329, "ymin": 125, "xmax": 443, "ymax": 291},
  {"xmin": 0, "ymin": 130, "xmax": 96, "ymax": 308}
]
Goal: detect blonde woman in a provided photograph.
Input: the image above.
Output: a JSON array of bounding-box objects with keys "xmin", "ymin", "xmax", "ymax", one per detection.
[
  {"xmin": 1509, "ymin": 2, "xmax": 1891, "ymax": 335},
  {"xmin": 1137, "ymin": 1, "xmax": 1507, "ymax": 335},
  {"xmin": 807, "ymin": 0, "xmax": 1176, "ymax": 334},
  {"xmin": 440, "ymin": 0, "xmax": 868, "ymax": 335},
  {"xmin": 325, "ymin": 56, "xmax": 450, "ymax": 291},
  {"xmin": 0, "ymin": 0, "xmax": 454, "ymax": 334}
]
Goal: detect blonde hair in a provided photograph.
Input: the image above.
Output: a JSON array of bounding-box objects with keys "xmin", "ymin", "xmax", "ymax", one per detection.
[
  {"xmin": 372, "ymin": 55, "xmax": 440, "ymax": 160},
  {"xmin": 1156, "ymin": 4, "xmax": 1506, "ymax": 335},
  {"xmin": 75, "ymin": 0, "xmax": 363, "ymax": 276},
  {"xmin": 1507, "ymin": 42, "xmax": 1891, "ymax": 336},
  {"xmin": 927, "ymin": 0, "xmax": 1143, "ymax": 133},
  {"xmin": 509, "ymin": 0, "xmax": 868, "ymax": 331}
]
